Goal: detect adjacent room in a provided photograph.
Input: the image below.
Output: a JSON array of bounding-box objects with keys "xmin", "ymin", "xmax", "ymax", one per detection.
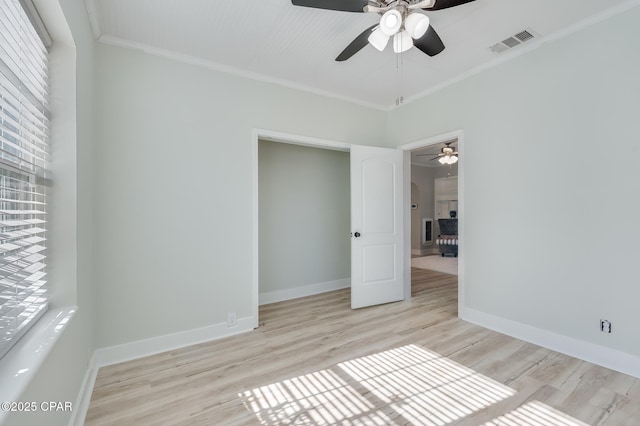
[
  {"xmin": 2, "ymin": 0, "xmax": 640, "ymax": 425},
  {"xmin": 258, "ymin": 139, "xmax": 351, "ymax": 307},
  {"xmin": 410, "ymin": 140, "xmax": 460, "ymax": 276}
]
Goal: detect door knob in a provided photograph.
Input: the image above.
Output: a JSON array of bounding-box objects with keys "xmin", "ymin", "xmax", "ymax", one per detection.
[{"xmin": 354, "ymin": 232, "xmax": 361, "ymax": 238}]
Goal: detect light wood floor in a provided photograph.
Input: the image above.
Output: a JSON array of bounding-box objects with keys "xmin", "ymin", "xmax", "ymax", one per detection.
[{"xmin": 86, "ymin": 269, "xmax": 640, "ymax": 425}]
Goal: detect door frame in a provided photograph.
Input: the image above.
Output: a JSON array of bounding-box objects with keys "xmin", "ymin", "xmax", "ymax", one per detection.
[
  {"xmin": 252, "ymin": 128, "xmax": 352, "ymax": 328},
  {"xmin": 251, "ymin": 128, "xmax": 461, "ymax": 328},
  {"xmin": 399, "ymin": 129, "xmax": 464, "ymax": 314}
]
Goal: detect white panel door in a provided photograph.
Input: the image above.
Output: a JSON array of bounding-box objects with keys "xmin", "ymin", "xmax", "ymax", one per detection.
[{"xmin": 351, "ymin": 145, "xmax": 404, "ymax": 309}]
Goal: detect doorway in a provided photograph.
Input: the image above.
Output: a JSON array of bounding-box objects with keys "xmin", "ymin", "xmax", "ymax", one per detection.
[
  {"xmin": 253, "ymin": 131, "xmax": 352, "ymax": 327},
  {"xmin": 252, "ymin": 130, "xmax": 409, "ymax": 327},
  {"xmin": 400, "ymin": 130, "xmax": 464, "ymax": 311},
  {"xmin": 257, "ymin": 139, "xmax": 351, "ymax": 305}
]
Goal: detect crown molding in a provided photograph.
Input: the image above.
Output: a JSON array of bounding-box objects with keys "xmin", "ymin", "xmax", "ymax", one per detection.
[
  {"xmin": 85, "ymin": 0, "xmax": 640, "ymax": 112},
  {"xmin": 396, "ymin": 0, "xmax": 640, "ymax": 109},
  {"xmin": 96, "ymin": 34, "xmax": 387, "ymax": 112}
]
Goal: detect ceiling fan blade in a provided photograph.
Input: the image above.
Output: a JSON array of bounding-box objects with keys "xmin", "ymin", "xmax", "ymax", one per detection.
[
  {"xmin": 336, "ymin": 24, "xmax": 377, "ymax": 61},
  {"xmin": 423, "ymin": 0, "xmax": 476, "ymax": 11},
  {"xmin": 429, "ymin": 155, "xmax": 442, "ymax": 161},
  {"xmin": 291, "ymin": 0, "xmax": 368, "ymax": 12},
  {"xmin": 414, "ymin": 25, "xmax": 445, "ymax": 57}
]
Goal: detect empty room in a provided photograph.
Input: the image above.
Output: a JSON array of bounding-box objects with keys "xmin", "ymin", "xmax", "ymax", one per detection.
[{"xmin": 1, "ymin": 0, "xmax": 640, "ymax": 425}]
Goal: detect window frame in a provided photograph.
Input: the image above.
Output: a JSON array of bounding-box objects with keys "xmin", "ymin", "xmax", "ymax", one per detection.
[{"xmin": 0, "ymin": 0, "xmax": 51, "ymax": 360}]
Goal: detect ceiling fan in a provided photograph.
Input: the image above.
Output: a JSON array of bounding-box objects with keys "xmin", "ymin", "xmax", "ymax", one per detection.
[
  {"xmin": 417, "ymin": 141, "xmax": 458, "ymax": 164},
  {"xmin": 291, "ymin": 0, "xmax": 477, "ymax": 61}
]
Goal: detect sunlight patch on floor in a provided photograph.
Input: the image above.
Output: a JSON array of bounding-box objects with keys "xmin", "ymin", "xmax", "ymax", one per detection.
[
  {"xmin": 336, "ymin": 344, "xmax": 515, "ymax": 425},
  {"xmin": 241, "ymin": 344, "xmax": 518, "ymax": 425},
  {"xmin": 240, "ymin": 344, "xmax": 589, "ymax": 425}
]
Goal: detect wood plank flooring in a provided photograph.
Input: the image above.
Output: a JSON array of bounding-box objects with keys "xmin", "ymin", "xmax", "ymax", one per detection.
[{"xmin": 86, "ymin": 268, "xmax": 640, "ymax": 425}]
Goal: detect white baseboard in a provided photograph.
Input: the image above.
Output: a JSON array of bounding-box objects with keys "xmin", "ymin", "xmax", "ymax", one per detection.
[
  {"xmin": 71, "ymin": 317, "xmax": 255, "ymax": 424},
  {"xmin": 260, "ymin": 278, "xmax": 350, "ymax": 305},
  {"xmin": 70, "ymin": 366, "xmax": 98, "ymax": 426},
  {"xmin": 460, "ymin": 307, "xmax": 640, "ymax": 379},
  {"xmin": 91, "ymin": 316, "xmax": 255, "ymax": 368}
]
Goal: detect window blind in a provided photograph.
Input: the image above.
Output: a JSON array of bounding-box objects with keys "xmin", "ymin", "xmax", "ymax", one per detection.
[{"xmin": 0, "ymin": 0, "xmax": 50, "ymax": 360}]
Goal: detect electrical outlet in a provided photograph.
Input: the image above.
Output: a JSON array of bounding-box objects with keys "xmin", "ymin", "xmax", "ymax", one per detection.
[
  {"xmin": 227, "ymin": 311, "xmax": 237, "ymax": 328},
  {"xmin": 600, "ymin": 319, "xmax": 612, "ymax": 333}
]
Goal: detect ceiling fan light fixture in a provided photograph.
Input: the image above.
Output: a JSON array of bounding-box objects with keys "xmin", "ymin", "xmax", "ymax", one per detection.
[
  {"xmin": 404, "ymin": 13, "xmax": 430, "ymax": 39},
  {"xmin": 393, "ymin": 30, "xmax": 413, "ymax": 53},
  {"xmin": 438, "ymin": 154, "xmax": 459, "ymax": 165},
  {"xmin": 379, "ymin": 9, "xmax": 402, "ymax": 36},
  {"xmin": 368, "ymin": 28, "xmax": 390, "ymax": 51}
]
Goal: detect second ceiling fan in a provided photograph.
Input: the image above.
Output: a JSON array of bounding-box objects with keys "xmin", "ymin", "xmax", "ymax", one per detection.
[
  {"xmin": 291, "ymin": 0, "xmax": 477, "ymax": 61},
  {"xmin": 417, "ymin": 141, "xmax": 458, "ymax": 164}
]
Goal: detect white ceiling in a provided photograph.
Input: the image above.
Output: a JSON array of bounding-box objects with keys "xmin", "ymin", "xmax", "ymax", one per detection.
[{"xmin": 86, "ymin": 0, "xmax": 635, "ymax": 109}]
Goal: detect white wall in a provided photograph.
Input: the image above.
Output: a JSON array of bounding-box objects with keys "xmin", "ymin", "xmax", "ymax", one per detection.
[
  {"xmin": 5, "ymin": 0, "xmax": 98, "ymax": 425},
  {"xmin": 92, "ymin": 44, "xmax": 387, "ymax": 348},
  {"xmin": 411, "ymin": 166, "xmax": 434, "ymax": 252},
  {"xmin": 389, "ymin": 7, "xmax": 640, "ymax": 360},
  {"xmin": 259, "ymin": 141, "xmax": 350, "ymax": 301},
  {"xmin": 433, "ymin": 163, "xmax": 458, "ymax": 180},
  {"xmin": 9, "ymin": 5, "xmax": 640, "ymax": 423}
]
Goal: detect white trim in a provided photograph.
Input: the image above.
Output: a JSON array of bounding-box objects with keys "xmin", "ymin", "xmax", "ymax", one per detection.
[
  {"xmin": 251, "ymin": 130, "xmax": 260, "ymax": 329},
  {"xmin": 260, "ymin": 279, "xmax": 351, "ymax": 306},
  {"xmin": 399, "ymin": 130, "xmax": 464, "ymax": 313},
  {"xmin": 253, "ymin": 128, "xmax": 351, "ymax": 152},
  {"xmin": 91, "ymin": 317, "xmax": 254, "ymax": 368},
  {"xmin": 83, "ymin": 0, "xmax": 102, "ymax": 40},
  {"xmin": 461, "ymin": 307, "xmax": 640, "ymax": 379},
  {"xmin": 400, "ymin": 130, "xmax": 463, "ymax": 152},
  {"xmin": 403, "ymin": 150, "xmax": 412, "ymax": 301},
  {"xmin": 72, "ymin": 317, "xmax": 255, "ymax": 423},
  {"xmin": 82, "ymin": 0, "xmax": 640, "ymax": 111},
  {"xmin": 0, "ymin": 306, "xmax": 77, "ymax": 424},
  {"xmin": 540, "ymin": 0, "xmax": 640, "ymax": 46},
  {"xmin": 69, "ymin": 366, "xmax": 98, "ymax": 426},
  {"xmin": 252, "ymin": 129, "xmax": 412, "ymax": 315},
  {"xmin": 95, "ymin": 34, "xmax": 385, "ymax": 112}
]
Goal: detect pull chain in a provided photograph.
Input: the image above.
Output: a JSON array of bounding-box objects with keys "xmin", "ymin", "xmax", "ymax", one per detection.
[{"xmin": 396, "ymin": 49, "xmax": 404, "ymax": 106}]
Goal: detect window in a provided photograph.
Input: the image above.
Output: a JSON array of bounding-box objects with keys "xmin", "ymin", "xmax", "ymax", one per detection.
[{"xmin": 0, "ymin": 0, "xmax": 50, "ymax": 359}]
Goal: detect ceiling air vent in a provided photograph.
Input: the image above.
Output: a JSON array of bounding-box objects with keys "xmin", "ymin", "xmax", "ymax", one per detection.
[
  {"xmin": 489, "ymin": 28, "xmax": 538, "ymax": 54},
  {"xmin": 514, "ymin": 29, "xmax": 534, "ymax": 43}
]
